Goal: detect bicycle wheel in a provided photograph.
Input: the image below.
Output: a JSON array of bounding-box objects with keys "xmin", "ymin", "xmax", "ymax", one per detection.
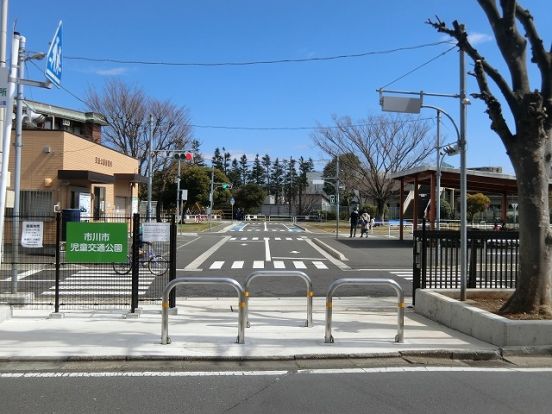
[
  {"xmin": 148, "ymin": 255, "xmax": 169, "ymax": 276},
  {"xmin": 112, "ymin": 256, "xmax": 132, "ymax": 275}
]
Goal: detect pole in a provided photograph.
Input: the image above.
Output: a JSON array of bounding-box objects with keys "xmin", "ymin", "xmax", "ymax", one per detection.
[
  {"xmin": 147, "ymin": 114, "xmax": 153, "ymax": 222},
  {"xmin": 459, "ymin": 49, "xmax": 468, "ymax": 301},
  {"xmin": 0, "ymin": 32, "xmax": 20, "ymax": 266},
  {"xmin": 0, "ymin": 0, "xmax": 6, "ymax": 67},
  {"xmin": 10, "ymin": 34, "xmax": 24, "ymax": 293},
  {"xmin": 208, "ymin": 166, "xmax": 214, "ymax": 231},
  {"xmin": 336, "ymin": 154, "xmax": 340, "ymax": 239},
  {"xmin": 175, "ymin": 158, "xmax": 181, "ymax": 224},
  {"xmin": 435, "ymin": 109, "xmax": 441, "ymax": 231}
]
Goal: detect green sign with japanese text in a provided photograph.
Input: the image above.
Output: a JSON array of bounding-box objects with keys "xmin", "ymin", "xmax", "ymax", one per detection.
[{"xmin": 65, "ymin": 222, "xmax": 128, "ymax": 263}]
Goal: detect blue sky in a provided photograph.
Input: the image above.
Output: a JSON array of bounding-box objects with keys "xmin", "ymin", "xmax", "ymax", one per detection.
[{"xmin": 9, "ymin": 0, "xmax": 551, "ymax": 174}]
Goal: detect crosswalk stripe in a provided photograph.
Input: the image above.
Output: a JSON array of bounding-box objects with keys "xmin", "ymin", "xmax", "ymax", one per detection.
[
  {"xmin": 231, "ymin": 261, "xmax": 244, "ymax": 269},
  {"xmin": 253, "ymin": 261, "xmax": 264, "ymax": 269},
  {"xmin": 275, "ymin": 237, "xmax": 281, "ymax": 240},
  {"xmin": 293, "ymin": 261, "xmax": 307, "ymax": 269},
  {"xmin": 252, "ymin": 237, "xmax": 259, "ymax": 240},
  {"xmin": 286, "ymin": 237, "xmax": 292, "ymax": 241},
  {"xmin": 210, "ymin": 261, "xmax": 224, "ymax": 270},
  {"xmin": 313, "ymin": 261, "xmax": 328, "ymax": 269},
  {"xmin": 273, "ymin": 261, "xmax": 285, "ymax": 269},
  {"xmin": 230, "ymin": 237, "xmax": 236, "ymax": 240}
]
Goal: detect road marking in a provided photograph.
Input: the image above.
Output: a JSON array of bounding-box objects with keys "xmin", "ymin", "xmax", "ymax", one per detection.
[
  {"xmin": 252, "ymin": 237, "xmax": 259, "ymax": 241},
  {"xmin": 177, "ymin": 237, "xmax": 200, "ymax": 250},
  {"xmin": 264, "ymin": 222, "xmax": 268, "ymax": 231},
  {"xmin": 1, "ymin": 368, "xmax": 552, "ymax": 379},
  {"xmin": 286, "ymin": 237, "xmax": 292, "ymax": 241},
  {"xmin": 265, "ymin": 239, "xmax": 271, "ymax": 261},
  {"xmin": 293, "ymin": 261, "xmax": 307, "ymax": 269},
  {"xmin": 253, "ymin": 260, "xmax": 264, "ymax": 269},
  {"xmin": 231, "ymin": 261, "xmax": 244, "ymax": 269},
  {"xmin": 230, "ymin": 237, "xmax": 237, "ymax": 240},
  {"xmin": 313, "ymin": 261, "xmax": 328, "ymax": 269},
  {"xmin": 305, "ymin": 238, "xmax": 350, "ymax": 270},
  {"xmin": 209, "ymin": 261, "xmax": 224, "ymax": 270},
  {"xmin": 275, "ymin": 237, "xmax": 281, "ymax": 240},
  {"xmin": 184, "ymin": 236, "xmax": 231, "ymax": 271},
  {"xmin": 2, "ymin": 269, "xmax": 44, "ymax": 281},
  {"xmin": 273, "ymin": 260, "xmax": 285, "ymax": 269}
]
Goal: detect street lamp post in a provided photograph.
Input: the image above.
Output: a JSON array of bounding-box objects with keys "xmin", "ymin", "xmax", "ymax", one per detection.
[{"xmin": 379, "ymin": 54, "xmax": 469, "ymax": 300}]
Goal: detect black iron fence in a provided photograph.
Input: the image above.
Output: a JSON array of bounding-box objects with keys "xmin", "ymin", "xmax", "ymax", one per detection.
[
  {"xmin": 413, "ymin": 223, "xmax": 519, "ymax": 300},
  {"xmin": 0, "ymin": 213, "xmax": 176, "ymax": 312}
]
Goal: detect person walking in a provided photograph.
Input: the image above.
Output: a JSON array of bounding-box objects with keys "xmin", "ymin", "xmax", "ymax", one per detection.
[
  {"xmin": 350, "ymin": 207, "xmax": 360, "ymax": 237},
  {"xmin": 360, "ymin": 212, "xmax": 370, "ymax": 238}
]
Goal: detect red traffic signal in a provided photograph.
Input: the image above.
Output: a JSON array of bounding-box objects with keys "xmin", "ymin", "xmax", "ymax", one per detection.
[
  {"xmin": 174, "ymin": 151, "xmax": 194, "ymax": 161},
  {"xmin": 185, "ymin": 152, "xmax": 193, "ymax": 161}
]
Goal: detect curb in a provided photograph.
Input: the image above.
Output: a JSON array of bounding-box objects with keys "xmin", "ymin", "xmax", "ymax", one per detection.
[{"xmin": 313, "ymin": 238, "xmax": 348, "ymax": 261}]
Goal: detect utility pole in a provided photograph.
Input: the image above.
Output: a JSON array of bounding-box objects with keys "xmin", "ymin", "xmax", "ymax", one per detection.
[
  {"xmin": 435, "ymin": 110, "xmax": 441, "ymax": 231},
  {"xmin": 459, "ymin": 49, "xmax": 468, "ymax": 301},
  {"xmin": 208, "ymin": 166, "xmax": 214, "ymax": 231},
  {"xmin": 147, "ymin": 114, "xmax": 153, "ymax": 222},
  {"xmin": 176, "ymin": 157, "xmax": 181, "ymax": 223},
  {"xmin": 0, "ymin": 32, "xmax": 20, "ymax": 264},
  {"xmin": 336, "ymin": 154, "xmax": 340, "ymax": 239},
  {"xmin": 9, "ymin": 34, "xmax": 24, "ymax": 293}
]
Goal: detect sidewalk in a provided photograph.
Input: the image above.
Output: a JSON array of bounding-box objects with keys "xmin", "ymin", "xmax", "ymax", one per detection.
[{"xmin": 0, "ymin": 297, "xmax": 500, "ymax": 361}]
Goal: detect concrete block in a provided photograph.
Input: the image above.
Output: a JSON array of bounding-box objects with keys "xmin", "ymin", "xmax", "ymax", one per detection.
[
  {"xmin": 505, "ymin": 320, "xmax": 552, "ymax": 347},
  {"xmin": 0, "ymin": 305, "xmax": 12, "ymax": 323}
]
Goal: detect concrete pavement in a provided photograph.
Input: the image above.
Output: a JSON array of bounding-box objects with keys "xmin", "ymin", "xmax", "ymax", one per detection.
[{"xmin": 0, "ymin": 297, "xmax": 502, "ymax": 361}]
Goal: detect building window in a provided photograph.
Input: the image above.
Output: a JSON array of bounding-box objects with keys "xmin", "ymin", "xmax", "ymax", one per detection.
[{"xmin": 20, "ymin": 190, "xmax": 53, "ymax": 216}]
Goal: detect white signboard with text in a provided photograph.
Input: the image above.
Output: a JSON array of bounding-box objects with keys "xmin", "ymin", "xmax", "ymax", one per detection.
[
  {"xmin": 142, "ymin": 222, "xmax": 170, "ymax": 242},
  {"xmin": 21, "ymin": 221, "xmax": 43, "ymax": 248}
]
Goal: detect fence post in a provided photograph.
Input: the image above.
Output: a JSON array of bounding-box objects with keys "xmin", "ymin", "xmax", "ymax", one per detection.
[
  {"xmin": 169, "ymin": 214, "xmax": 176, "ymax": 309},
  {"xmin": 412, "ymin": 234, "xmax": 420, "ymax": 306},
  {"xmin": 421, "ymin": 218, "xmax": 427, "ymax": 289},
  {"xmin": 468, "ymin": 236, "xmax": 477, "ymax": 288},
  {"xmin": 54, "ymin": 212, "xmax": 61, "ymax": 313},
  {"xmin": 131, "ymin": 213, "xmax": 140, "ymax": 313}
]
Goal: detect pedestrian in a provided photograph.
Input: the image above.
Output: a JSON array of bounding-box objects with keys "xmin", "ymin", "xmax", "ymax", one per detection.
[
  {"xmin": 360, "ymin": 212, "xmax": 370, "ymax": 238},
  {"xmin": 370, "ymin": 217, "xmax": 375, "ymax": 231},
  {"xmin": 350, "ymin": 207, "xmax": 360, "ymax": 237}
]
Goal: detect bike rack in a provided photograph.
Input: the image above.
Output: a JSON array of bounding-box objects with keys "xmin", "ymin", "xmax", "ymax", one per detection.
[
  {"xmin": 161, "ymin": 277, "xmax": 247, "ymax": 345},
  {"xmin": 324, "ymin": 278, "xmax": 405, "ymax": 344},
  {"xmin": 243, "ymin": 271, "xmax": 314, "ymax": 328}
]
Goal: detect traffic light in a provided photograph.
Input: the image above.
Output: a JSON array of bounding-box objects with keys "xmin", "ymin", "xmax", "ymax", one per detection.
[
  {"xmin": 221, "ymin": 183, "xmax": 233, "ymax": 190},
  {"xmin": 174, "ymin": 151, "xmax": 193, "ymax": 161}
]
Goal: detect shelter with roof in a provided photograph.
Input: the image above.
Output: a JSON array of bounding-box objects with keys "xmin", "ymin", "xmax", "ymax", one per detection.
[{"xmin": 392, "ymin": 166, "xmax": 522, "ymax": 240}]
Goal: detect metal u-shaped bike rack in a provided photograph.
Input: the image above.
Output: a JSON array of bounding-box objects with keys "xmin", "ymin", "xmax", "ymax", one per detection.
[
  {"xmin": 243, "ymin": 270, "xmax": 314, "ymax": 328},
  {"xmin": 161, "ymin": 277, "xmax": 247, "ymax": 345},
  {"xmin": 324, "ymin": 278, "xmax": 405, "ymax": 344}
]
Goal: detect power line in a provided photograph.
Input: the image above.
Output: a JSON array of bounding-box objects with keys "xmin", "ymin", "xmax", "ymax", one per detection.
[
  {"xmin": 379, "ymin": 45, "xmax": 457, "ymax": 89},
  {"xmin": 64, "ymin": 40, "xmax": 453, "ymax": 67}
]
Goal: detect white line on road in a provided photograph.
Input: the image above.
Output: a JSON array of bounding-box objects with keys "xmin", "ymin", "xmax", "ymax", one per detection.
[
  {"xmin": 273, "ymin": 260, "xmax": 285, "ymax": 269},
  {"xmin": 264, "ymin": 221, "xmax": 268, "ymax": 231},
  {"xmin": 2, "ymin": 269, "xmax": 44, "ymax": 281},
  {"xmin": 209, "ymin": 261, "xmax": 224, "ymax": 270},
  {"xmin": 184, "ymin": 236, "xmax": 231, "ymax": 271},
  {"xmin": 313, "ymin": 261, "xmax": 328, "ymax": 269},
  {"xmin": 265, "ymin": 238, "xmax": 271, "ymax": 261},
  {"xmin": 305, "ymin": 238, "xmax": 350, "ymax": 270},
  {"xmin": 177, "ymin": 237, "xmax": 200, "ymax": 250},
  {"xmin": 231, "ymin": 261, "xmax": 244, "ymax": 269},
  {"xmin": 2, "ymin": 367, "xmax": 552, "ymax": 378},
  {"xmin": 253, "ymin": 260, "xmax": 264, "ymax": 269},
  {"xmin": 293, "ymin": 261, "xmax": 306, "ymax": 269}
]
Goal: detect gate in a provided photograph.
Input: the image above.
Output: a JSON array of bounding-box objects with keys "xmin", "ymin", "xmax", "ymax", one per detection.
[
  {"xmin": 413, "ymin": 220, "xmax": 519, "ymax": 302},
  {"xmin": 0, "ymin": 213, "xmax": 176, "ymax": 312}
]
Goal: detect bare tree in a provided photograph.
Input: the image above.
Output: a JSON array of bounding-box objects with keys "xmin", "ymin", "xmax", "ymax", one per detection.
[
  {"xmin": 86, "ymin": 78, "xmax": 193, "ymax": 177},
  {"xmin": 313, "ymin": 114, "xmax": 433, "ymax": 218},
  {"xmin": 428, "ymin": 0, "xmax": 552, "ymax": 316}
]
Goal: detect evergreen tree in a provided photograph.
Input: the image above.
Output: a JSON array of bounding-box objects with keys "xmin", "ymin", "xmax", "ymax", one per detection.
[
  {"xmin": 250, "ymin": 154, "xmax": 265, "ymax": 185},
  {"xmin": 227, "ymin": 158, "xmax": 241, "ymax": 187},
  {"xmin": 191, "ymin": 139, "xmax": 205, "ymax": 166},
  {"xmin": 261, "ymin": 154, "xmax": 271, "ymax": 194},
  {"xmin": 283, "ymin": 157, "xmax": 297, "ymax": 214},
  {"xmin": 239, "ymin": 154, "xmax": 249, "ymax": 185},
  {"xmin": 297, "ymin": 156, "xmax": 314, "ymax": 214},
  {"xmin": 270, "ymin": 158, "xmax": 284, "ymax": 204},
  {"xmin": 211, "ymin": 147, "xmax": 224, "ymax": 171},
  {"xmin": 222, "ymin": 147, "xmax": 231, "ymax": 175}
]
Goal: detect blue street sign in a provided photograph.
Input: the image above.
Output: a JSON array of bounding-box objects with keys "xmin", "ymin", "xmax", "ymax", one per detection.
[{"xmin": 45, "ymin": 21, "xmax": 62, "ymax": 87}]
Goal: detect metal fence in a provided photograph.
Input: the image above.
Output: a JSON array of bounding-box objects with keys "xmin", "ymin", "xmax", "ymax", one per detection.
[
  {"xmin": 0, "ymin": 213, "xmax": 176, "ymax": 312},
  {"xmin": 413, "ymin": 223, "xmax": 519, "ymax": 297}
]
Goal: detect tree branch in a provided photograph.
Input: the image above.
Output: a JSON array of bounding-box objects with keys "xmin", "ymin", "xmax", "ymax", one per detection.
[{"xmin": 515, "ymin": 4, "xmax": 552, "ymax": 101}]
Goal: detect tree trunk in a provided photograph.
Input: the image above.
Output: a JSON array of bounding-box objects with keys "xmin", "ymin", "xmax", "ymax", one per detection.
[{"xmin": 500, "ymin": 127, "xmax": 552, "ymax": 316}]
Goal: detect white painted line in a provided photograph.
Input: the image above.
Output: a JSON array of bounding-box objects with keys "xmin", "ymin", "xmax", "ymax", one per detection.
[
  {"xmin": 305, "ymin": 238, "xmax": 350, "ymax": 271},
  {"xmin": 313, "ymin": 261, "xmax": 328, "ymax": 269},
  {"xmin": 264, "ymin": 221, "xmax": 267, "ymax": 231},
  {"xmin": 230, "ymin": 237, "xmax": 237, "ymax": 240},
  {"xmin": 177, "ymin": 237, "xmax": 200, "ymax": 250},
  {"xmin": 253, "ymin": 260, "xmax": 264, "ymax": 269},
  {"xmin": 2, "ymin": 268, "xmax": 44, "ymax": 281},
  {"xmin": 184, "ymin": 236, "xmax": 231, "ymax": 271},
  {"xmin": 275, "ymin": 237, "xmax": 281, "ymax": 241},
  {"xmin": 273, "ymin": 260, "xmax": 285, "ymax": 269},
  {"xmin": 50, "ymin": 286, "xmax": 148, "ymax": 291},
  {"xmin": 252, "ymin": 237, "xmax": 259, "ymax": 241},
  {"xmin": 0, "ymin": 371, "xmax": 289, "ymax": 378},
  {"xmin": 209, "ymin": 261, "xmax": 224, "ymax": 270},
  {"xmin": 42, "ymin": 291, "xmax": 147, "ymax": 295},
  {"xmin": 265, "ymin": 239, "xmax": 271, "ymax": 262},
  {"xmin": 241, "ymin": 237, "xmax": 247, "ymax": 241},
  {"xmin": 286, "ymin": 237, "xmax": 292, "ymax": 241},
  {"xmin": 298, "ymin": 367, "xmax": 552, "ymax": 374},
  {"xmin": 231, "ymin": 261, "xmax": 244, "ymax": 269},
  {"xmin": 293, "ymin": 261, "xmax": 307, "ymax": 269}
]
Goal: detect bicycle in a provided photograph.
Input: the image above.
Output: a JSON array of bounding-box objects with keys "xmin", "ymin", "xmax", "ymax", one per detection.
[{"xmin": 112, "ymin": 243, "xmax": 169, "ymax": 276}]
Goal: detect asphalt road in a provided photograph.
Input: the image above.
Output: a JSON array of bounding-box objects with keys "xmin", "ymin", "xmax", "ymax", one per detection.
[
  {"xmin": 0, "ymin": 221, "xmax": 415, "ymax": 303},
  {"xmin": 1, "ymin": 368, "xmax": 551, "ymax": 413}
]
